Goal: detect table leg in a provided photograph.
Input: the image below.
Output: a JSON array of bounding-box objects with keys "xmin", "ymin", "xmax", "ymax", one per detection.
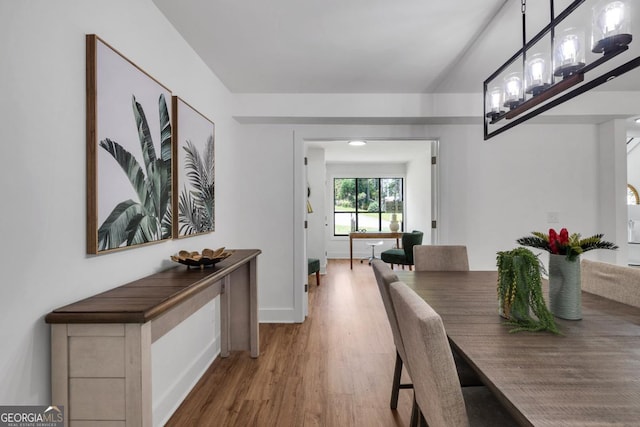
[
  {"xmin": 225, "ymin": 261, "xmax": 260, "ymax": 358},
  {"xmin": 350, "ymin": 236, "xmax": 354, "ymax": 269},
  {"xmin": 249, "ymin": 257, "xmax": 259, "ymax": 358},
  {"xmin": 220, "ymin": 275, "xmax": 231, "ymax": 358}
]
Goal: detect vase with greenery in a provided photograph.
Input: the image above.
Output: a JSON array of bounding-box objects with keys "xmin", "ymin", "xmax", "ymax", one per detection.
[
  {"xmin": 517, "ymin": 228, "xmax": 617, "ymax": 320},
  {"xmin": 496, "ymin": 247, "xmax": 559, "ymax": 333}
]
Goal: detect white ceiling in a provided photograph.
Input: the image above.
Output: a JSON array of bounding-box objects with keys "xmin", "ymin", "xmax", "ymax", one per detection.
[
  {"xmin": 152, "ymin": 0, "xmax": 640, "ymax": 135},
  {"xmin": 153, "ymin": 0, "xmax": 510, "ymax": 93},
  {"xmin": 307, "ymin": 139, "xmax": 431, "ymax": 163},
  {"xmin": 153, "ymin": 0, "xmax": 640, "ymax": 94}
]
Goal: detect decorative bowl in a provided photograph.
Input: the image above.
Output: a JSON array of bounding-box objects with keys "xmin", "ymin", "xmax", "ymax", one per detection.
[{"xmin": 171, "ymin": 247, "xmax": 232, "ymax": 268}]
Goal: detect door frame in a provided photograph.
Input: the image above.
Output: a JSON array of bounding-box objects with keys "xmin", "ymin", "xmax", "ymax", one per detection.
[{"xmin": 293, "ymin": 133, "xmax": 439, "ymax": 322}]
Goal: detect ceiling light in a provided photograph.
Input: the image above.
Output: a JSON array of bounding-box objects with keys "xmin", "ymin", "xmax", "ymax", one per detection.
[
  {"xmin": 348, "ymin": 140, "xmax": 367, "ymax": 146},
  {"xmin": 484, "ymin": 0, "xmax": 637, "ymax": 140},
  {"xmin": 635, "ymin": 118, "xmax": 640, "ymax": 123}
]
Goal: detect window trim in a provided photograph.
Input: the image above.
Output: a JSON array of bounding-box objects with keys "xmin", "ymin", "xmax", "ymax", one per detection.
[{"xmin": 333, "ymin": 177, "xmax": 404, "ymax": 236}]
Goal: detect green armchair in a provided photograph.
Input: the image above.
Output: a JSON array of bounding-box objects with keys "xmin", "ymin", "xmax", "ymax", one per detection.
[
  {"xmin": 308, "ymin": 258, "xmax": 321, "ymax": 286},
  {"xmin": 380, "ymin": 230, "xmax": 424, "ymax": 270}
]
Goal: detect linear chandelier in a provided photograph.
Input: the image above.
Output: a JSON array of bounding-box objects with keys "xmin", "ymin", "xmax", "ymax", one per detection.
[{"xmin": 484, "ymin": 0, "xmax": 638, "ymax": 140}]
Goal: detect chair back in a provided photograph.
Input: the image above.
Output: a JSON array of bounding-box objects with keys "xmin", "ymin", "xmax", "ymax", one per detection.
[
  {"xmin": 389, "ymin": 281, "xmax": 469, "ymax": 427},
  {"xmin": 401, "ymin": 230, "xmax": 424, "ymax": 264},
  {"xmin": 371, "ymin": 260, "xmax": 407, "ymax": 364},
  {"xmin": 413, "ymin": 245, "xmax": 469, "ymax": 271},
  {"xmin": 582, "ymin": 259, "xmax": 640, "ymax": 308}
]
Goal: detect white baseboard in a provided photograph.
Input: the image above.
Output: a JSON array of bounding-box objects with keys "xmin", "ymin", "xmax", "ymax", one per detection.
[
  {"xmin": 259, "ymin": 307, "xmax": 300, "ymax": 323},
  {"xmin": 152, "ymin": 337, "xmax": 219, "ymax": 427}
]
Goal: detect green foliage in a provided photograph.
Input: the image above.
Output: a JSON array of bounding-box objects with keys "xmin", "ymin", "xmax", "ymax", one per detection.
[
  {"xmin": 496, "ymin": 248, "xmax": 559, "ymax": 334},
  {"xmin": 367, "ymin": 201, "xmax": 379, "ymax": 212},
  {"xmin": 576, "ymin": 234, "xmax": 618, "ymax": 252},
  {"xmin": 357, "ymin": 192, "xmax": 369, "ymax": 210},
  {"xmin": 98, "ymin": 94, "xmax": 172, "ymax": 250},
  {"xmin": 178, "ymin": 137, "xmax": 215, "ymax": 235},
  {"xmin": 335, "ymin": 179, "xmax": 355, "ymax": 202},
  {"xmin": 357, "ymin": 178, "xmax": 379, "ymax": 211}
]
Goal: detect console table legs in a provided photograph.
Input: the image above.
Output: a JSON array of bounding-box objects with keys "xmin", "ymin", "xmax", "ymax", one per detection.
[{"xmin": 220, "ymin": 257, "xmax": 259, "ymax": 358}]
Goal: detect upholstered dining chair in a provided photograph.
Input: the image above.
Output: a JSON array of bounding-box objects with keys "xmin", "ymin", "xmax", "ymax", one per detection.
[
  {"xmin": 411, "ymin": 244, "xmax": 481, "ymax": 387},
  {"xmin": 381, "ymin": 230, "xmax": 424, "ymax": 270},
  {"xmin": 389, "ymin": 281, "xmax": 516, "ymax": 427},
  {"xmin": 371, "ymin": 260, "xmax": 410, "ymax": 409},
  {"xmin": 372, "ymin": 259, "xmax": 481, "ymax": 412},
  {"xmin": 581, "ymin": 259, "xmax": 640, "ymax": 308},
  {"xmin": 413, "ymin": 245, "xmax": 469, "ymax": 271}
]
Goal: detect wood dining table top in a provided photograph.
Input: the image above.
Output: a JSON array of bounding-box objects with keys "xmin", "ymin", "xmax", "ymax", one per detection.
[{"xmin": 395, "ymin": 270, "xmax": 640, "ymax": 427}]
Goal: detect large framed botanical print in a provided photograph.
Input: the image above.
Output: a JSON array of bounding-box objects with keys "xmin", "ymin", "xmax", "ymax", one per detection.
[
  {"xmin": 172, "ymin": 96, "xmax": 215, "ymax": 238},
  {"xmin": 86, "ymin": 34, "xmax": 173, "ymax": 254}
]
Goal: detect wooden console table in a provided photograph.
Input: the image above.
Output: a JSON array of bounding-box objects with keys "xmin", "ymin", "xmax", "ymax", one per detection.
[
  {"xmin": 349, "ymin": 231, "xmax": 401, "ymax": 269},
  {"xmin": 45, "ymin": 249, "xmax": 260, "ymax": 427}
]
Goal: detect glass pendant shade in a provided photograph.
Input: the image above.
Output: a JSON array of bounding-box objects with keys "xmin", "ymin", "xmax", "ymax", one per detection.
[
  {"xmin": 525, "ymin": 53, "xmax": 551, "ymax": 95},
  {"xmin": 554, "ymin": 28, "xmax": 586, "ymax": 77},
  {"xmin": 484, "ymin": 0, "xmax": 640, "ymax": 140},
  {"xmin": 503, "ymin": 72, "xmax": 523, "ymax": 109},
  {"xmin": 591, "ymin": 0, "xmax": 632, "ymax": 54},
  {"xmin": 486, "ymin": 86, "xmax": 502, "ymax": 114}
]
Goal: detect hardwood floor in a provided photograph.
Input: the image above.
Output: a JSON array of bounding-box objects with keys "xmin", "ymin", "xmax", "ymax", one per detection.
[{"xmin": 167, "ymin": 259, "xmax": 413, "ymax": 426}]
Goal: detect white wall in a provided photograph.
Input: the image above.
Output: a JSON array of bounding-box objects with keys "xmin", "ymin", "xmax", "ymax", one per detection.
[
  {"xmin": 629, "ymin": 148, "xmax": 640, "ymax": 194},
  {"xmin": 626, "ymin": 132, "xmax": 640, "ymax": 244},
  {"xmin": 232, "ymin": 124, "xmax": 298, "ymax": 322},
  {"xmin": 431, "ymin": 122, "xmax": 622, "ymax": 270},
  {"xmin": 306, "ymin": 147, "xmax": 327, "ymax": 272},
  {"xmin": 596, "ymin": 120, "xmax": 629, "ymax": 265},
  {"xmin": 405, "ymin": 144, "xmax": 432, "ymax": 241},
  {"xmin": 0, "ymin": 0, "xmax": 241, "ymax": 422},
  {"xmin": 291, "ymin": 120, "xmax": 627, "ymax": 272}
]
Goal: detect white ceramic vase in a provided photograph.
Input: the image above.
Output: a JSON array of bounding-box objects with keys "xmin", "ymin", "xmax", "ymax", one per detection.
[{"xmin": 389, "ymin": 213, "xmax": 400, "ymax": 232}]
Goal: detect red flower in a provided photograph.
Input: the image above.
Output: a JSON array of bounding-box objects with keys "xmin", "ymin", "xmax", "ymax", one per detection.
[
  {"xmin": 558, "ymin": 228, "xmax": 569, "ymax": 245},
  {"xmin": 548, "ymin": 228, "xmax": 559, "ymax": 254}
]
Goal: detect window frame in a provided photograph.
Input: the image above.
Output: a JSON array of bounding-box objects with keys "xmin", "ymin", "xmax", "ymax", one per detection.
[{"xmin": 333, "ymin": 177, "xmax": 404, "ymax": 236}]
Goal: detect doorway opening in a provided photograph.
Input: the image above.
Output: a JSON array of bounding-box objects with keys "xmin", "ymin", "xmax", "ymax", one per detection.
[{"xmin": 300, "ymin": 138, "xmax": 439, "ymax": 317}]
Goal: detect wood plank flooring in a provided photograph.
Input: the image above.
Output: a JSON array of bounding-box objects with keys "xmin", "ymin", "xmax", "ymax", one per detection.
[{"xmin": 167, "ymin": 259, "xmax": 413, "ymax": 426}]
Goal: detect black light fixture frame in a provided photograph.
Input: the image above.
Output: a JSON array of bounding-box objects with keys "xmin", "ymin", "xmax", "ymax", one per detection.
[{"xmin": 483, "ymin": 0, "xmax": 640, "ymax": 140}]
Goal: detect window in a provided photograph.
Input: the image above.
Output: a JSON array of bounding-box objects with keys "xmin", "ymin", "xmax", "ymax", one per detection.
[{"xmin": 333, "ymin": 177, "xmax": 403, "ymax": 235}]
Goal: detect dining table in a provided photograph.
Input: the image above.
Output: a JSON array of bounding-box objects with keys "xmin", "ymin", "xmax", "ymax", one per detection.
[{"xmin": 395, "ymin": 270, "xmax": 640, "ymax": 427}]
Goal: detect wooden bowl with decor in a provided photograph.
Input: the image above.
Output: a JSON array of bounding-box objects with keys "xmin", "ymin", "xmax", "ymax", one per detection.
[{"xmin": 171, "ymin": 247, "xmax": 232, "ymax": 269}]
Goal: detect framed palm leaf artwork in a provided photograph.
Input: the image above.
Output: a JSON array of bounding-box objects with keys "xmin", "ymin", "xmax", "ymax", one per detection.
[
  {"xmin": 86, "ymin": 34, "xmax": 173, "ymax": 254},
  {"xmin": 172, "ymin": 97, "xmax": 215, "ymax": 238}
]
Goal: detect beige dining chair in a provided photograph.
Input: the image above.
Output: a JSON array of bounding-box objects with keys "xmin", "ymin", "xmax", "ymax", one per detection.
[
  {"xmin": 371, "ymin": 259, "xmax": 481, "ymax": 411},
  {"xmin": 371, "ymin": 259, "xmax": 410, "ymax": 409},
  {"xmin": 390, "ymin": 281, "xmax": 517, "ymax": 427},
  {"xmin": 581, "ymin": 259, "xmax": 640, "ymax": 308},
  {"xmin": 411, "ymin": 245, "xmax": 480, "ymax": 386},
  {"xmin": 413, "ymin": 245, "xmax": 470, "ymax": 271}
]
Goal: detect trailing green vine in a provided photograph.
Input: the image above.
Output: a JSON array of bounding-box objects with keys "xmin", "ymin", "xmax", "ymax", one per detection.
[{"xmin": 496, "ymin": 247, "xmax": 560, "ymax": 334}]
